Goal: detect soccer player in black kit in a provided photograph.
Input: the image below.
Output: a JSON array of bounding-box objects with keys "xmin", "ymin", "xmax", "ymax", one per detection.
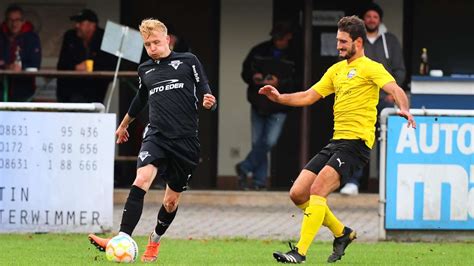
[{"xmin": 88, "ymin": 19, "xmax": 216, "ymax": 262}]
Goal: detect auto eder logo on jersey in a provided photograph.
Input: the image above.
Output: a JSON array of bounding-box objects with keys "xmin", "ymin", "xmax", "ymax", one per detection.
[
  {"xmin": 169, "ymin": 60, "xmax": 183, "ymax": 70},
  {"xmin": 149, "ymin": 79, "xmax": 185, "ymax": 95},
  {"xmin": 347, "ymin": 68, "xmax": 357, "ymax": 79}
]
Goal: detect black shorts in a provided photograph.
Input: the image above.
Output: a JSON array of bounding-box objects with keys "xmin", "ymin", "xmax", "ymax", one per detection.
[
  {"xmin": 304, "ymin": 139, "xmax": 370, "ymax": 184},
  {"xmin": 137, "ymin": 131, "xmax": 200, "ymax": 192}
]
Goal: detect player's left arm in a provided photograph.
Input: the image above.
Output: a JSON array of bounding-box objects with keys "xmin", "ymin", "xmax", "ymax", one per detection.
[
  {"xmin": 202, "ymin": 91, "xmax": 216, "ymax": 110},
  {"xmin": 191, "ymin": 54, "xmax": 217, "ymax": 110},
  {"xmin": 381, "ymin": 81, "xmax": 416, "ymax": 128}
]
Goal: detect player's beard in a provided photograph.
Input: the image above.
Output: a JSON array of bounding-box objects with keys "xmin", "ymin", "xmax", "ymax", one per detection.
[
  {"xmin": 366, "ymin": 24, "xmax": 379, "ymax": 33},
  {"xmin": 339, "ymin": 43, "xmax": 356, "ymax": 60}
]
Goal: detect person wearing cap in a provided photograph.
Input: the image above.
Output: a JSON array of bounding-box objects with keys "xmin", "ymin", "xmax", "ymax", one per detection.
[
  {"xmin": 235, "ymin": 21, "xmax": 299, "ymax": 190},
  {"xmin": 362, "ymin": 3, "xmax": 405, "ymax": 90},
  {"xmin": 0, "ymin": 4, "xmax": 41, "ymax": 101},
  {"xmin": 340, "ymin": 3, "xmax": 406, "ymax": 196},
  {"xmin": 56, "ymin": 8, "xmax": 115, "ymax": 103}
]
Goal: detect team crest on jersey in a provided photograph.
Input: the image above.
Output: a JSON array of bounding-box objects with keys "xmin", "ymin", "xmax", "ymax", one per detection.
[
  {"xmin": 169, "ymin": 60, "xmax": 183, "ymax": 70},
  {"xmin": 347, "ymin": 69, "xmax": 357, "ymax": 79},
  {"xmin": 138, "ymin": 151, "xmax": 151, "ymax": 161}
]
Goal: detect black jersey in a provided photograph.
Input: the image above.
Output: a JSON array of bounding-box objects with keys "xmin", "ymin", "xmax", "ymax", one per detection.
[{"xmin": 128, "ymin": 51, "xmax": 212, "ymax": 138}]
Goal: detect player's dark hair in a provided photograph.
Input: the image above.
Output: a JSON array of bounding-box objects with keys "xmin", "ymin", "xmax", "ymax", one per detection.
[
  {"xmin": 337, "ymin": 16, "xmax": 366, "ymax": 42},
  {"xmin": 362, "ymin": 2, "xmax": 384, "ymax": 20},
  {"xmin": 270, "ymin": 21, "xmax": 293, "ymax": 39},
  {"xmin": 5, "ymin": 4, "xmax": 24, "ymax": 18}
]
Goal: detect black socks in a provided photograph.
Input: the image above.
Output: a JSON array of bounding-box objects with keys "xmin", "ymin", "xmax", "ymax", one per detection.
[
  {"xmin": 155, "ymin": 204, "xmax": 178, "ymax": 235},
  {"xmin": 119, "ymin": 185, "xmax": 146, "ymax": 236}
]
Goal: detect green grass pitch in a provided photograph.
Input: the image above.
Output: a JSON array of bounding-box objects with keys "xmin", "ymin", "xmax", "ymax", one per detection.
[{"xmin": 1, "ymin": 234, "xmax": 472, "ymax": 265}]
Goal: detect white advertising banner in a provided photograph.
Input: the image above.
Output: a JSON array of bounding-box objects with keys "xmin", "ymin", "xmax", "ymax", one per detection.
[
  {"xmin": 0, "ymin": 111, "xmax": 115, "ymax": 233},
  {"xmin": 385, "ymin": 115, "xmax": 474, "ymax": 229}
]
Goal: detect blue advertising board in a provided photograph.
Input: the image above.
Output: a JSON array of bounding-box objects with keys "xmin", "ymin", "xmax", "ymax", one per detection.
[{"xmin": 385, "ymin": 115, "xmax": 474, "ymax": 229}]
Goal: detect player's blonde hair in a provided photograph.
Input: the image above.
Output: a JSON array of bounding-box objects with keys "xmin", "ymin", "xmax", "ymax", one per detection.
[{"xmin": 139, "ymin": 18, "xmax": 167, "ymax": 37}]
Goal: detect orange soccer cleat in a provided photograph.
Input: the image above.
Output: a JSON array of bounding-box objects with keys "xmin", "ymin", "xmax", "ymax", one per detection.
[
  {"xmin": 141, "ymin": 236, "xmax": 161, "ymax": 263},
  {"xmin": 88, "ymin": 234, "xmax": 111, "ymax": 252}
]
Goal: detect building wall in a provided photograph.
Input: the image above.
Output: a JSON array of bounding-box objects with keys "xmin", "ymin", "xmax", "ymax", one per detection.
[
  {"xmin": 217, "ymin": 0, "xmax": 404, "ymax": 178},
  {"xmin": 376, "ymin": 0, "xmax": 403, "ymax": 45},
  {"xmin": 1, "ymin": 0, "xmax": 404, "ymax": 180},
  {"xmin": 218, "ymin": 0, "xmax": 273, "ymax": 177}
]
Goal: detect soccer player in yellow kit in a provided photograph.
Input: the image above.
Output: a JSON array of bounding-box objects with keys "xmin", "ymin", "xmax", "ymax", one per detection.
[{"xmin": 259, "ymin": 16, "xmax": 416, "ymax": 264}]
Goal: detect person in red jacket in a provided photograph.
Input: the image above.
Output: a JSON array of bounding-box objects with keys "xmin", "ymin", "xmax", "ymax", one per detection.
[{"xmin": 0, "ymin": 4, "xmax": 41, "ymax": 101}]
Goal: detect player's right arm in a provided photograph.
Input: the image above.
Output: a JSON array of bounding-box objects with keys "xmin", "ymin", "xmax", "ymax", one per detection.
[
  {"xmin": 116, "ymin": 75, "xmax": 149, "ymax": 144},
  {"xmin": 259, "ymin": 85, "xmax": 322, "ymax": 107},
  {"xmin": 368, "ymin": 61, "xmax": 416, "ymax": 129},
  {"xmin": 259, "ymin": 64, "xmax": 336, "ymax": 107},
  {"xmin": 381, "ymin": 82, "xmax": 416, "ymax": 129},
  {"xmin": 116, "ymin": 114, "xmax": 134, "ymax": 144}
]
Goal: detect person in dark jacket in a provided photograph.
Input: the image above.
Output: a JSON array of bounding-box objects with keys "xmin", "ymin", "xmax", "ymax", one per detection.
[
  {"xmin": 235, "ymin": 22, "xmax": 297, "ymax": 190},
  {"xmin": 56, "ymin": 9, "xmax": 115, "ymax": 103},
  {"xmin": 0, "ymin": 4, "xmax": 41, "ymax": 101},
  {"xmin": 362, "ymin": 3, "xmax": 406, "ymax": 92}
]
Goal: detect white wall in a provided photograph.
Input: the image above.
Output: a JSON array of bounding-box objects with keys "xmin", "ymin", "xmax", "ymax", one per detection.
[
  {"xmin": 218, "ymin": 0, "xmax": 273, "ymax": 176},
  {"xmin": 376, "ymin": 0, "xmax": 404, "ymax": 45}
]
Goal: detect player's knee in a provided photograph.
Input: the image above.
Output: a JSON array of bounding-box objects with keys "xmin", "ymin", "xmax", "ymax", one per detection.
[
  {"xmin": 133, "ymin": 174, "xmax": 152, "ymax": 190},
  {"xmin": 163, "ymin": 197, "xmax": 178, "ymax": 212},
  {"xmin": 310, "ymin": 182, "xmax": 331, "ymax": 197},
  {"xmin": 289, "ymin": 187, "xmax": 306, "ymax": 205},
  {"xmin": 133, "ymin": 166, "xmax": 156, "ymax": 190}
]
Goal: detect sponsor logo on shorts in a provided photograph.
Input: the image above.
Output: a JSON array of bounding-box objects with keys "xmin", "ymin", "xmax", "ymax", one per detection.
[{"xmin": 336, "ymin": 158, "xmax": 345, "ymax": 167}]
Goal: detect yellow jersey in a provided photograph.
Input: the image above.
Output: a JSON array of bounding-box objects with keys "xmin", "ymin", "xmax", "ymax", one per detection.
[{"xmin": 311, "ymin": 56, "xmax": 395, "ymax": 148}]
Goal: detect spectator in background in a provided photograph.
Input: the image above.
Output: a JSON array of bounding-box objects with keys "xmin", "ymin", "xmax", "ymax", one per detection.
[
  {"xmin": 235, "ymin": 21, "xmax": 297, "ymax": 190},
  {"xmin": 56, "ymin": 9, "xmax": 115, "ymax": 103},
  {"xmin": 167, "ymin": 24, "xmax": 190, "ymax": 53},
  {"xmin": 340, "ymin": 3, "xmax": 406, "ymax": 195},
  {"xmin": 0, "ymin": 4, "xmax": 41, "ymax": 101},
  {"xmin": 362, "ymin": 3, "xmax": 406, "ymax": 90}
]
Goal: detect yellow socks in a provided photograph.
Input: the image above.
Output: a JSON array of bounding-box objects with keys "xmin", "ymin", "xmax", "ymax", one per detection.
[
  {"xmin": 296, "ymin": 195, "xmax": 327, "ymax": 255},
  {"xmin": 296, "ymin": 198, "xmax": 344, "ymax": 238},
  {"xmin": 296, "ymin": 200, "xmax": 309, "ymax": 211},
  {"xmin": 323, "ymin": 205, "xmax": 345, "ymax": 237}
]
